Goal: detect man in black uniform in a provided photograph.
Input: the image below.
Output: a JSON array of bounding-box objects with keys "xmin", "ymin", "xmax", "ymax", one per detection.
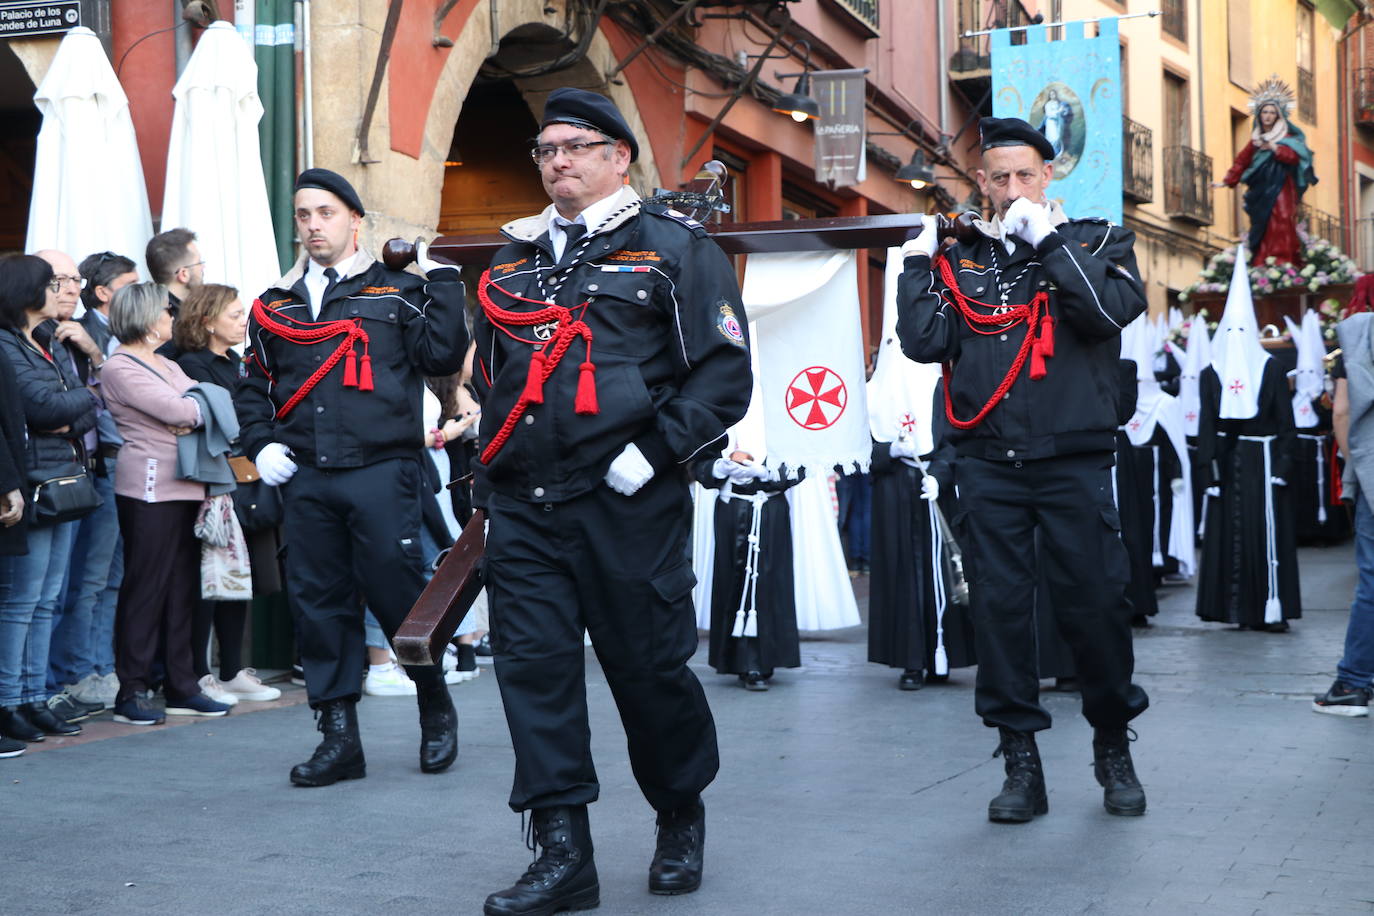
[
  {"xmin": 896, "ymin": 118, "xmax": 1150, "ymax": 823},
  {"xmin": 236, "ymin": 168, "xmax": 468, "ymax": 787},
  {"xmin": 473, "ymin": 89, "xmax": 751, "ymax": 915}
]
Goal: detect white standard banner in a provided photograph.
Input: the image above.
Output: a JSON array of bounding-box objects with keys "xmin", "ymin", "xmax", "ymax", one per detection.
[{"xmin": 742, "ymin": 250, "xmax": 871, "ymax": 477}]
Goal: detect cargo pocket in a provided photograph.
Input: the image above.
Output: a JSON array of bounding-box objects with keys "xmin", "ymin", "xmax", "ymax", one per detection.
[{"xmin": 649, "ymin": 562, "xmax": 699, "ymax": 669}]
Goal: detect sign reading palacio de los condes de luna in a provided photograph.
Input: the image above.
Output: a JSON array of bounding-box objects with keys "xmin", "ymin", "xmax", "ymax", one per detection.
[{"xmin": 0, "ymin": 0, "xmax": 80, "ymax": 39}]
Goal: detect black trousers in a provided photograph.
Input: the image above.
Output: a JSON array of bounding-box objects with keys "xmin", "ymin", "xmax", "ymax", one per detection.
[
  {"xmin": 486, "ymin": 473, "xmax": 718, "ymax": 813},
  {"xmin": 281, "ymin": 458, "xmax": 443, "ymax": 706},
  {"xmin": 114, "ymin": 497, "xmax": 202, "ymax": 703},
  {"xmin": 955, "ymin": 452, "xmax": 1149, "ymax": 733}
]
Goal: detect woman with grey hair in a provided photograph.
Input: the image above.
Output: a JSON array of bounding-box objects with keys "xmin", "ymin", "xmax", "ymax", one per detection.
[{"xmin": 100, "ymin": 282, "xmax": 230, "ymax": 725}]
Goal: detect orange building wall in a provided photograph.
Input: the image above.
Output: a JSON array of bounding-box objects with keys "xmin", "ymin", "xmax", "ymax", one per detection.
[{"xmin": 113, "ymin": 0, "xmax": 179, "ymax": 221}]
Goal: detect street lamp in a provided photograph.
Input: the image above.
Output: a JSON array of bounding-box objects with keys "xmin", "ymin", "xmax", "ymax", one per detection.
[
  {"xmin": 771, "ymin": 40, "xmax": 820, "ymax": 122},
  {"xmin": 895, "ymin": 151, "xmax": 935, "ymax": 190}
]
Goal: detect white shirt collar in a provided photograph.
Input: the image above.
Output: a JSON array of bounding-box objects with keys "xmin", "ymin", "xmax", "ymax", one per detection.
[
  {"xmin": 550, "ymin": 188, "xmax": 628, "ymax": 260},
  {"xmin": 304, "ymin": 250, "xmax": 361, "ymax": 318}
]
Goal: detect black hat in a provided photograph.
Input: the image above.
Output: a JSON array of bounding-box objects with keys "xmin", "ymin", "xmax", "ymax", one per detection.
[
  {"xmin": 540, "ymin": 88, "xmax": 639, "ymax": 162},
  {"xmin": 294, "ymin": 168, "xmax": 365, "ymax": 216},
  {"xmin": 978, "ymin": 116, "xmax": 1055, "ymax": 162}
]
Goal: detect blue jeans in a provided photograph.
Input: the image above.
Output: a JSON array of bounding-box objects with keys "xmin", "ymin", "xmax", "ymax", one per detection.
[
  {"xmin": 48, "ymin": 463, "xmax": 121, "ymax": 691},
  {"xmin": 0, "ymin": 521, "xmax": 77, "ymax": 705},
  {"xmin": 90, "ymin": 529, "xmax": 123, "ymax": 676},
  {"xmin": 1337, "ymin": 497, "xmax": 1374, "ymax": 689}
]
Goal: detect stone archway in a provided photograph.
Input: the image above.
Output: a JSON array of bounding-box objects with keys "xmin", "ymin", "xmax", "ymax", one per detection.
[{"xmin": 357, "ymin": 0, "xmax": 664, "ymax": 247}]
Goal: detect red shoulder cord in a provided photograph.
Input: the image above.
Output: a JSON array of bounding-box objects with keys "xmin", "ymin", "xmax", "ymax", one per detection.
[
  {"xmin": 250, "ymin": 298, "xmax": 372, "ymax": 419},
  {"xmin": 934, "ymin": 253, "xmax": 1054, "ymax": 430},
  {"xmin": 476, "ymin": 270, "xmax": 598, "ymax": 464}
]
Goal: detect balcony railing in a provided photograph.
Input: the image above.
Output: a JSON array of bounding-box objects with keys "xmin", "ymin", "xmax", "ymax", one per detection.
[
  {"xmin": 1162, "ymin": 0, "xmax": 1187, "ymax": 42},
  {"xmin": 1356, "ymin": 68, "xmax": 1374, "ymax": 128},
  {"xmin": 1163, "ymin": 145, "xmax": 1213, "ymax": 225},
  {"xmin": 1298, "ymin": 204, "xmax": 1344, "ymax": 249},
  {"xmin": 1298, "ymin": 66, "xmax": 1316, "ymax": 124},
  {"xmin": 1123, "ymin": 117, "xmax": 1153, "ymax": 203},
  {"xmin": 950, "ymin": 0, "xmax": 1035, "ymax": 76},
  {"xmin": 831, "ymin": 0, "xmax": 879, "ymax": 33}
]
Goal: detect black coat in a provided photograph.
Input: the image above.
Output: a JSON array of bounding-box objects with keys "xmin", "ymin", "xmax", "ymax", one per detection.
[
  {"xmin": 0, "ymin": 351, "xmax": 29, "ymax": 555},
  {"xmin": 473, "ymin": 200, "xmax": 752, "ymax": 504},
  {"xmin": 0, "ymin": 329, "xmax": 98, "ymax": 508},
  {"xmin": 237, "ymin": 255, "xmax": 468, "ymax": 469},
  {"xmin": 896, "ymin": 219, "xmax": 1147, "ymax": 461}
]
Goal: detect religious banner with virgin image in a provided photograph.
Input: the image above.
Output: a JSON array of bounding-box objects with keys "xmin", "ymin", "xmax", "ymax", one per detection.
[{"xmin": 990, "ymin": 18, "xmax": 1123, "ymax": 224}]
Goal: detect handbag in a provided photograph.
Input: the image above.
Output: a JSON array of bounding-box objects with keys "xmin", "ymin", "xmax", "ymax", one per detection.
[
  {"xmin": 29, "ymin": 440, "xmax": 101, "ymax": 525},
  {"xmin": 229, "ymin": 455, "xmax": 283, "ymax": 532}
]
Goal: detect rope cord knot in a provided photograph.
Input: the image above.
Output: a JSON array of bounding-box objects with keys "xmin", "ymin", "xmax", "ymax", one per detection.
[{"xmin": 250, "ymin": 298, "xmax": 373, "ymax": 420}]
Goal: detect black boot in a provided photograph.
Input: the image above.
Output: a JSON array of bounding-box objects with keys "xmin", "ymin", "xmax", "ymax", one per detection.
[
  {"xmin": 25, "ymin": 701, "xmax": 80, "ymax": 736},
  {"xmin": 898, "ymin": 669, "xmax": 924, "ymax": 691},
  {"xmin": 484, "ymin": 806, "xmax": 599, "ymax": 916},
  {"xmin": 289, "ymin": 700, "xmax": 365, "ymax": 787},
  {"xmin": 1093, "ymin": 727, "xmax": 1146, "ymax": 816},
  {"xmin": 0, "ymin": 705, "xmax": 44, "ymax": 743},
  {"xmin": 988, "ymin": 728, "xmax": 1047, "ymax": 823},
  {"xmin": 416, "ymin": 683, "xmax": 457, "ymax": 774},
  {"xmin": 649, "ymin": 800, "xmax": 705, "ymax": 895}
]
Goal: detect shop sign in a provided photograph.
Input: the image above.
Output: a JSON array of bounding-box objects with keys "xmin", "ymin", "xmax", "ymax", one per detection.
[{"xmin": 0, "ymin": 1, "xmax": 80, "ymax": 39}]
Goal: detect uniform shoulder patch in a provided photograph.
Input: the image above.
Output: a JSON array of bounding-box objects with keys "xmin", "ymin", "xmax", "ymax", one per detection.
[
  {"xmin": 715, "ymin": 301, "xmax": 746, "ymax": 347},
  {"xmin": 646, "ymin": 204, "xmax": 709, "ymax": 237}
]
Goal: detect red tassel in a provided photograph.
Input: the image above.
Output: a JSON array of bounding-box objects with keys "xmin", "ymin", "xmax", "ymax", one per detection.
[
  {"xmin": 1029, "ymin": 343, "xmax": 1047, "ymax": 380},
  {"xmin": 1038, "ymin": 313, "xmax": 1055, "ymax": 359},
  {"xmin": 575, "ymin": 361, "xmax": 598, "ymax": 415},
  {"xmin": 522, "ymin": 350, "xmax": 547, "ymax": 404},
  {"xmin": 358, "ymin": 354, "xmax": 374, "ymax": 391},
  {"xmin": 343, "ymin": 347, "xmax": 358, "ymax": 387}
]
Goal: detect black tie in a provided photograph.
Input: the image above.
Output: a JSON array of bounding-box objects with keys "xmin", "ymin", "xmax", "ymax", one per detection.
[
  {"xmin": 322, "ymin": 266, "xmax": 339, "ymax": 304},
  {"xmin": 560, "ymin": 223, "xmax": 587, "ymax": 262}
]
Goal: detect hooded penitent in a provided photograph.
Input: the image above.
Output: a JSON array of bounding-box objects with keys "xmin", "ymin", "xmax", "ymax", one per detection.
[
  {"xmin": 868, "ymin": 247, "xmax": 942, "ymax": 455},
  {"xmin": 1177, "ymin": 314, "xmax": 1212, "ymax": 437},
  {"xmin": 1211, "ymin": 245, "xmax": 1269, "ymax": 420},
  {"xmin": 1286, "ymin": 309, "xmax": 1325, "ymax": 429}
]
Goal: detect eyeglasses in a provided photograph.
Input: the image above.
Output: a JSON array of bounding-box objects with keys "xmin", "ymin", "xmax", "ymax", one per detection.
[
  {"xmin": 47, "ymin": 275, "xmax": 86, "ymax": 292},
  {"xmin": 530, "ymin": 140, "xmax": 614, "ymax": 165},
  {"xmin": 178, "ymin": 260, "xmax": 206, "ymax": 273}
]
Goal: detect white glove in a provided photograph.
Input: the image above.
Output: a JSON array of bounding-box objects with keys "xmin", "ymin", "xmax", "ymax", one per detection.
[
  {"xmin": 920, "ymin": 475, "xmax": 940, "ymax": 501},
  {"xmin": 889, "ymin": 438, "xmax": 917, "ymax": 459},
  {"xmin": 1170, "ymin": 478, "xmax": 1185, "ymax": 497},
  {"xmin": 1205, "ymin": 486, "xmax": 1221, "ymax": 497},
  {"xmin": 414, "ymin": 238, "xmax": 452, "ymax": 275},
  {"xmin": 255, "ymin": 442, "xmax": 297, "ymax": 487},
  {"xmin": 605, "ymin": 443, "xmax": 655, "ymax": 496},
  {"xmin": 900, "ymin": 214, "xmax": 940, "ymax": 259},
  {"xmin": 1271, "ymin": 477, "xmax": 1287, "ymax": 487},
  {"xmin": 1003, "ymin": 197, "xmax": 1055, "ymax": 247},
  {"xmin": 713, "ymin": 458, "xmax": 764, "ymax": 485}
]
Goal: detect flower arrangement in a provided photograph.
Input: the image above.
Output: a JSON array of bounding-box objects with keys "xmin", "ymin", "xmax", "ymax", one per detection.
[
  {"xmin": 1166, "ymin": 308, "xmax": 1214, "ymax": 348},
  {"xmin": 1178, "ymin": 226, "xmax": 1361, "ymax": 304}
]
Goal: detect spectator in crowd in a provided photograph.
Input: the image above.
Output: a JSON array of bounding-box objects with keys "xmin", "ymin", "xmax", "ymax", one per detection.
[
  {"xmin": 100, "ymin": 282, "xmax": 230, "ymax": 725},
  {"xmin": 0, "ymin": 254, "xmax": 99, "ymax": 743},
  {"xmin": 45, "ymin": 252, "xmax": 137, "ymax": 718},
  {"xmin": 145, "ymin": 228, "xmax": 203, "ymax": 358},
  {"xmin": 174, "ymin": 283, "xmax": 280, "ymax": 705},
  {"xmin": 1313, "ymin": 318, "xmax": 1374, "ymax": 716},
  {"xmin": 0, "ymin": 285, "xmax": 29, "ymax": 760}
]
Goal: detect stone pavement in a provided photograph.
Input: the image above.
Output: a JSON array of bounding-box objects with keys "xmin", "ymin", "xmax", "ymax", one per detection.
[{"xmin": 2, "ymin": 542, "xmax": 1371, "ymax": 916}]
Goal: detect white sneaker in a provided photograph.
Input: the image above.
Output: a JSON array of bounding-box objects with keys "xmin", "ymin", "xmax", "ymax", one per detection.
[
  {"xmin": 198, "ymin": 674, "xmax": 240, "ymax": 707},
  {"xmin": 98, "ymin": 673, "xmax": 121, "ymax": 705},
  {"xmin": 69, "ymin": 672, "xmax": 108, "ymax": 706},
  {"xmin": 364, "ymin": 662, "xmax": 417, "ymax": 696},
  {"xmin": 219, "ymin": 668, "xmax": 283, "ymax": 702},
  {"xmin": 443, "ymin": 644, "xmax": 479, "ymax": 684}
]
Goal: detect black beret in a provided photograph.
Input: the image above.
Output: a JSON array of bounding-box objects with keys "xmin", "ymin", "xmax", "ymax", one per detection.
[
  {"xmin": 979, "ymin": 116, "xmax": 1055, "ymax": 162},
  {"xmin": 541, "ymin": 88, "xmax": 639, "ymax": 162},
  {"xmin": 294, "ymin": 168, "xmax": 365, "ymax": 216}
]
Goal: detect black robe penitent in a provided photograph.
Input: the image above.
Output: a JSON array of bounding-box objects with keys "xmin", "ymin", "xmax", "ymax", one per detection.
[
  {"xmin": 1195, "ymin": 360, "xmax": 1302, "ymax": 625},
  {"xmin": 1291, "ymin": 396, "xmax": 1352, "ymax": 544},
  {"xmin": 865, "ymin": 439, "xmax": 976, "ymax": 675},
  {"xmin": 692, "ymin": 462, "xmax": 802, "ymax": 676}
]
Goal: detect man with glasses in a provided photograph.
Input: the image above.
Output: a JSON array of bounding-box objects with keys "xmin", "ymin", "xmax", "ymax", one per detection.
[
  {"xmin": 45, "ymin": 252, "xmax": 141, "ymax": 720},
  {"xmin": 145, "ymin": 228, "xmax": 205, "ymax": 358},
  {"xmin": 476, "ymin": 88, "xmax": 751, "ymax": 916}
]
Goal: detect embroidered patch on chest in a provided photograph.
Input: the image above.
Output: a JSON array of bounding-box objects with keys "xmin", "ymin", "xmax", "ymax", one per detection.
[
  {"xmin": 716, "ymin": 302, "xmax": 746, "ymax": 346},
  {"xmin": 600, "ymin": 265, "xmax": 654, "ymax": 273},
  {"xmin": 606, "ymin": 250, "xmax": 661, "ymax": 262},
  {"xmin": 959, "ymin": 258, "xmax": 985, "ymax": 270},
  {"xmin": 360, "ymin": 285, "xmax": 399, "ymax": 294},
  {"xmin": 493, "ymin": 258, "xmax": 528, "ymax": 274}
]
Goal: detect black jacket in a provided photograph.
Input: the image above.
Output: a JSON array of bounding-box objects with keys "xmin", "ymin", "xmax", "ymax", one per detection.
[
  {"xmin": 0, "ymin": 329, "xmax": 98, "ymax": 495},
  {"xmin": 473, "ymin": 194, "xmax": 753, "ymax": 504},
  {"xmin": 236, "ymin": 251, "xmax": 468, "ymax": 469},
  {"xmin": 0, "ymin": 351, "xmax": 28, "ymax": 554},
  {"xmin": 896, "ymin": 217, "xmax": 1147, "ymax": 461}
]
